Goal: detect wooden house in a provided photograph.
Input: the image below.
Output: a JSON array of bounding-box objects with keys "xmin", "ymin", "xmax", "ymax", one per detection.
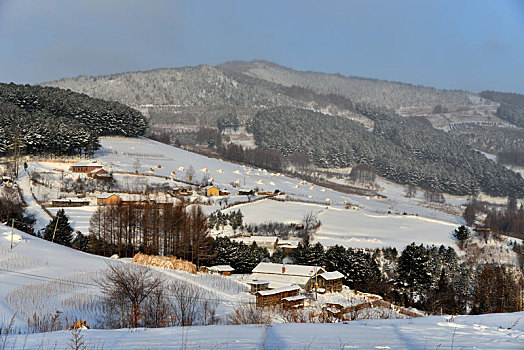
[
  {"xmin": 70, "ymin": 162, "xmax": 103, "ymax": 173},
  {"xmin": 255, "ymin": 285, "xmax": 300, "ymax": 308},
  {"xmin": 247, "ymin": 280, "xmax": 270, "ymax": 294},
  {"xmin": 250, "ymin": 262, "xmax": 325, "ymax": 291},
  {"xmin": 88, "ymin": 168, "xmax": 110, "ymax": 178},
  {"xmin": 96, "ymin": 194, "xmax": 122, "ymax": 206},
  {"xmin": 282, "ymin": 295, "xmax": 306, "ymax": 309},
  {"xmin": 317, "ymin": 271, "xmax": 344, "ymax": 293},
  {"xmin": 207, "ymin": 265, "xmax": 235, "ymax": 276},
  {"xmin": 204, "ymin": 185, "xmax": 220, "ymax": 197}
]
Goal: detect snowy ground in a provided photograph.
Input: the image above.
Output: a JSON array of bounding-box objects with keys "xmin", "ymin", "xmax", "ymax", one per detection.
[
  {"xmin": 223, "ymin": 199, "xmax": 458, "ymax": 250},
  {"xmin": 3, "ymin": 312, "xmax": 523, "ymax": 349}
]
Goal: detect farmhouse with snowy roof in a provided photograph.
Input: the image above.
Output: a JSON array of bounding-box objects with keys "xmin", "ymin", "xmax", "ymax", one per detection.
[
  {"xmin": 250, "ymin": 262, "xmax": 326, "ymax": 291},
  {"xmin": 70, "ymin": 161, "xmax": 103, "ymax": 173}
]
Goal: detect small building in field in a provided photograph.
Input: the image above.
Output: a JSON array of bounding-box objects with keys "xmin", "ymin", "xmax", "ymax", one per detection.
[
  {"xmin": 88, "ymin": 168, "xmax": 110, "ymax": 178},
  {"xmin": 219, "ymin": 188, "xmax": 230, "ymax": 196},
  {"xmin": 97, "ymin": 193, "xmax": 122, "ymax": 205},
  {"xmin": 317, "ymin": 271, "xmax": 344, "ymax": 293},
  {"xmin": 247, "ymin": 280, "xmax": 270, "ymax": 294},
  {"xmin": 237, "ymin": 189, "xmax": 255, "ymax": 196},
  {"xmin": 250, "ymin": 262, "xmax": 325, "ymax": 291},
  {"xmin": 70, "ymin": 162, "xmax": 103, "ymax": 173},
  {"xmin": 204, "ymin": 185, "xmax": 220, "ymax": 197},
  {"xmin": 255, "ymin": 285, "xmax": 300, "ymax": 308},
  {"xmin": 50, "ymin": 199, "xmax": 90, "ymax": 207},
  {"xmin": 282, "ymin": 295, "xmax": 306, "ymax": 309},
  {"xmin": 207, "ymin": 265, "xmax": 235, "ymax": 276}
]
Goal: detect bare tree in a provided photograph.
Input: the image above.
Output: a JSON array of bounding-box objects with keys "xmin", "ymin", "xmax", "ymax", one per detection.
[
  {"xmin": 96, "ymin": 263, "xmax": 165, "ymax": 328},
  {"xmin": 300, "ymin": 211, "xmax": 320, "ymax": 245}
]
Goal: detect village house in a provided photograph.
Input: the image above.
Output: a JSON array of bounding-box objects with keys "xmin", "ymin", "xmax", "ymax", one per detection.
[
  {"xmin": 87, "ymin": 168, "xmax": 110, "ymax": 179},
  {"xmin": 204, "ymin": 185, "xmax": 220, "ymax": 197},
  {"xmin": 317, "ymin": 271, "xmax": 345, "ymax": 293},
  {"xmin": 96, "ymin": 193, "xmax": 122, "ymax": 205},
  {"xmin": 250, "ymin": 262, "xmax": 326, "ymax": 291},
  {"xmin": 70, "ymin": 161, "xmax": 103, "ymax": 173},
  {"xmin": 255, "ymin": 285, "xmax": 300, "ymax": 308},
  {"xmin": 206, "ymin": 265, "xmax": 235, "ymax": 276}
]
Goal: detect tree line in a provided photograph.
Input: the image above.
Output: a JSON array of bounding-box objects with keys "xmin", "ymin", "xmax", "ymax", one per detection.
[
  {"xmin": 0, "ymin": 82, "xmax": 147, "ymax": 157},
  {"xmin": 249, "ymin": 105, "xmax": 524, "ymax": 197}
]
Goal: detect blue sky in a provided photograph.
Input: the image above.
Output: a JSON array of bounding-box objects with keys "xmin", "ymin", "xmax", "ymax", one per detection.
[{"xmin": 1, "ymin": 0, "xmax": 523, "ymax": 93}]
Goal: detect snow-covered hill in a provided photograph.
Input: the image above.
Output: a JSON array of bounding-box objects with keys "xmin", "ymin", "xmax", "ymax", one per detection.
[{"xmin": 21, "ymin": 136, "xmax": 469, "ymax": 251}]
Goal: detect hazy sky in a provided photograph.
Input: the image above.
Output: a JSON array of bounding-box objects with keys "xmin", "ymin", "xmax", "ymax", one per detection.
[{"xmin": 1, "ymin": 0, "xmax": 523, "ymax": 93}]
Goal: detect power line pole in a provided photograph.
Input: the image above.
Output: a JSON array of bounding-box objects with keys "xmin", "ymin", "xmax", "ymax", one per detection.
[
  {"xmin": 52, "ymin": 215, "xmax": 60, "ymax": 243},
  {"xmin": 11, "ymin": 218, "xmax": 14, "ymax": 250}
]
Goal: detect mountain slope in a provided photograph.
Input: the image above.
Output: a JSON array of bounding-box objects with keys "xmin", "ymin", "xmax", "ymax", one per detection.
[
  {"xmin": 219, "ymin": 60, "xmax": 476, "ymax": 108},
  {"xmin": 251, "ymin": 106, "xmax": 524, "ymax": 197},
  {"xmin": 0, "ymin": 83, "xmax": 147, "ymax": 156}
]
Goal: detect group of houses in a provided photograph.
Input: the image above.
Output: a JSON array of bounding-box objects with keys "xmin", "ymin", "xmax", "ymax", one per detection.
[
  {"xmin": 206, "ymin": 261, "xmax": 344, "ymax": 309},
  {"xmin": 204, "ymin": 185, "xmax": 281, "ymax": 197}
]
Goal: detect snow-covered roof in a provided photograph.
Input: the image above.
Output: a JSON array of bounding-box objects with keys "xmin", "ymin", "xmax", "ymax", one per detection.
[
  {"xmin": 246, "ymin": 280, "xmax": 269, "ymax": 285},
  {"xmin": 208, "ymin": 265, "xmax": 234, "ymax": 272},
  {"xmin": 97, "ymin": 193, "xmax": 120, "ymax": 199},
  {"xmin": 252, "ymin": 262, "xmax": 325, "ymax": 277},
  {"xmin": 256, "ymin": 285, "xmax": 300, "ymax": 296},
  {"xmin": 89, "ymin": 168, "xmax": 107, "ymax": 174},
  {"xmin": 282, "ymin": 295, "xmax": 306, "ymax": 302},
  {"xmin": 249, "ymin": 273, "xmax": 310, "ymax": 289},
  {"xmin": 319, "ymin": 271, "xmax": 344, "ymax": 281},
  {"xmin": 204, "ymin": 185, "xmax": 218, "ymax": 190},
  {"xmin": 72, "ymin": 161, "xmax": 101, "ymax": 167},
  {"xmin": 52, "ymin": 198, "xmax": 89, "ymax": 203}
]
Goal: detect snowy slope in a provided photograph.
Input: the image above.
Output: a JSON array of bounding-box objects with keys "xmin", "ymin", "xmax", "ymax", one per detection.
[
  {"xmin": 0, "ymin": 224, "xmax": 108, "ymax": 327},
  {"xmin": 4, "ymin": 312, "xmax": 524, "ymax": 349}
]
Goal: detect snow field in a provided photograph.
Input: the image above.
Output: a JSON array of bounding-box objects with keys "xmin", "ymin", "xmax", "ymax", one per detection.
[
  {"xmin": 223, "ymin": 199, "xmax": 459, "ymax": 250},
  {"xmin": 3, "ymin": 312, "xmax": 523, "ymax": 349}
]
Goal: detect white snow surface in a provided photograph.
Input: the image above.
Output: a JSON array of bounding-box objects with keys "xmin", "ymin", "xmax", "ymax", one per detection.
[{"xmin": 4, "ymin": 312, "xmax": 524, "ymax": 349}]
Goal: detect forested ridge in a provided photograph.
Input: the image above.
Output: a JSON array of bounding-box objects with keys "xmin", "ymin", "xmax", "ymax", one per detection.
[
  {"xmin": 251, "ymin": 106, "xmax": 524, "ymax": 197},
  {"xmin": 0, "ymin": 83, "xmax": 147, "ymax": 156},
  {"xmin": 480, "ymin": 91, "xmax": 524, "ymax": 128}
]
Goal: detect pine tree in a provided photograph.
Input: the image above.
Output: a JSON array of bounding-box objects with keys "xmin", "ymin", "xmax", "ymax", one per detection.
[
  {"xmin": 396, "ymin": 243, "xmax": 431, "ymax": 306},
  {"xmin": 453, "ymin": 225, "xmax": 471, "ymax": 244},
  {"xmin": 43, "ymin": 209, "xmax": 74, "ymax": 247}
]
